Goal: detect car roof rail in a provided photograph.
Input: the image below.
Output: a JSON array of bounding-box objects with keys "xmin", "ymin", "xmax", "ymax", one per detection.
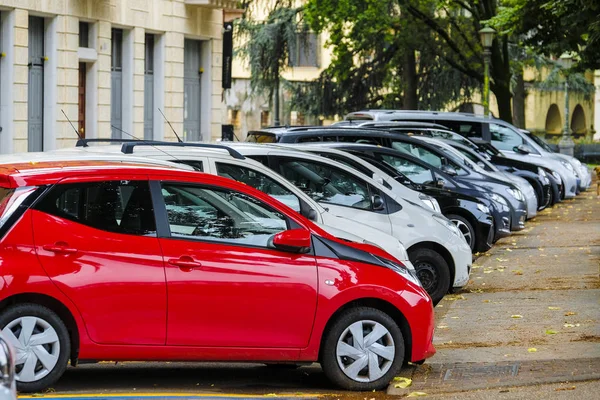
[
  {"xmin": 120, "ymin": 141, "xmax": 245, "ymax": 159},
  {"xmin": 76, "ymin": 138, "xmax": 139, "ymax": 147}
]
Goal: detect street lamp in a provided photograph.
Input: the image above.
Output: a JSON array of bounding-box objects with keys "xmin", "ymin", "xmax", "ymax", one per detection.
[
  {"xmin": 479, "ymin": 26, "xmax": 496, "ymax": 117},
  {"xmin": 557, "ymin": 53, "xmax": 574, "ymax": 156}
]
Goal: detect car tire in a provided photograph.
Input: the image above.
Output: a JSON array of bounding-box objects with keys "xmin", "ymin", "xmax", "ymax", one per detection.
[
  {"xmin": 0, "ymin": 303, "xmax": 71, "ymax": 393},
  {"xmin": 321, "ymin": 307, "xmax": 404, "ymax": 391},
  {"xmin": 447, "ymin": 214, "xmax": 476, "ymax": 252},
  {"xmin": 408, "ymin": 248, "xmax": 451, "ymax": 306}
]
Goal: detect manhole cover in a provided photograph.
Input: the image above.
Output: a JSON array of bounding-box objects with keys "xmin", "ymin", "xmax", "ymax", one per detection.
[{"xmin": 443, "ymin": 362, "xmax": 520, "ymax": 381}]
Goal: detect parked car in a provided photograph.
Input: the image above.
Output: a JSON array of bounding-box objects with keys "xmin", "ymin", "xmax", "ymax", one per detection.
[
  {"xmin": 0, "ymin": 332, "xmax": 16, "ymax": 400},
  {"xmin": 337, "ymin": 121, "xmax": 552, "ymax": 210},
  {"xmin": 223, "ymin": 142, "xmax": 473, "ymax": 305},
  {"xmin": 343, "ymin": 110, "xmax": 581, "ymax": 199},
  {"xmin": 413, "ymin": 136, "xmax": 538, "ymax": 219},
  {"xmin": 1, "ymin": 145, "xmax": 413, "ymax": 271},
  {"xmin": 322, "ymin": 144, "xmax": 513, "ymax": 244},
  {"xmin": 252, "ymin": 127, "xmax": 527, "ymax": 232},
  {"xmin": 282, "ymin": 143, "xmax": 494, "ymax": 253},
  {"xmin": 0, "ymin": 160, "xmax": 435, "ymax": 392}
]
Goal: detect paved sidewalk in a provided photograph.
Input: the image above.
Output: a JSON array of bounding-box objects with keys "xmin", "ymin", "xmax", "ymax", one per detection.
[{"xmin": 389, "ymin": 178, "xmax": 600, "ymax": 396}]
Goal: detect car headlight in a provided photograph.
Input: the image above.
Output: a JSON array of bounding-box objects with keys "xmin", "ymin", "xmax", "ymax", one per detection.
[
  {"xmin": 506, "ymin": 187, "xmax": 524, "ymax": 202},
  {"xmin": 477, "ymin": 203, "xmax": 490, "ymax": 214},
  {"xmin": 572, "ymin": 158, "xmax": 582, "ymax": 167},
  {"xmin": 560, "ymin": 160, "xmax": 574, "ymax": 172},
  {"xmin": 433, "ymin": 213, "xmax": 463, "ymax": 239},
  {"xmin": 537, "ymin": 168, "xmax": 547, "ymax": 178},
  {"xmin": 419, "ymin": 193, "xmax": 441, "ymax": 213},
  {"xmin": 374, "ymin": 255, "xmax": 422, "ymax": 287}
]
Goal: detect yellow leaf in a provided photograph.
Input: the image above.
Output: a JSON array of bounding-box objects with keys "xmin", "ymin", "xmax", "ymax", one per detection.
[
  {"xmin": 513, "ymin": 270, "xmax": 523, "ymax": 275},
  {"xmin": 451, "ymin": 316, "xmax": 460, "ymax": 319},
  {"xmin": 511, "ymin": 315, "xmax": 523, "ymax": 319},
  {"xmin": 548, "ymin": 307, "xmax": 560, "ymax": 310},
  {"xmin": 407, "ymin": 392, "xmax": 428, "ymax": 397},
  {"xmin": 528, "ymin": 348, "xmax": 537, "ymax": 353},
  {"xmin": 564, "ymin": 311, "xmax": 577, "ymax": 316},
  {"xmin": 506, "ymin": 248, "xmax": 513, "ymax": 252},
  {"xmin": 545, "ymin": 329, "xmax": 558, "ymax": 335},
  {"xmin": 482, "ymin": 299, "xmax": 491, "ymax": 303},
  {"xmin": 393, "ymin": 377, "xmax": 412, "ymax": 389},
  {"xmin": 484, "ymin": 270, "xmax": 493, "ymax": 274}
]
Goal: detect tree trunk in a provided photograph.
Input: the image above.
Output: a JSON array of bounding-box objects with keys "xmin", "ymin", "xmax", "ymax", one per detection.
[
  {"xmin": 403, "ymin": 49, "xmax": 418, "ymax": 109},
  {"xmin": 512, "ymin": 69, "xmax": 526, "ymax": 128},
  {"xmin": 494, "ymin": 83, "xmax": 513, "ymax": 123}
]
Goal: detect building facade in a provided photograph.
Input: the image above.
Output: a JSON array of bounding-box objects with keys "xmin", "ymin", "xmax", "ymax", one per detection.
[{"xmin": 0, "ymin": 0, "xmax": 239, "ymax": 154}]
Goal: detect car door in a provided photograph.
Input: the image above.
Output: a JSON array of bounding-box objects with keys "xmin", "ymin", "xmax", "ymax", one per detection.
[
  {"xmin": 153, "ymin": 179, "xmax": 318, "ymax": 348},
  {"xmin": 31, "ymin": 176, "xmax": 166, "ymax": 345},
  {"xmin": 267, "ymin": 156, "xmax": 393, "ymax": 235}
]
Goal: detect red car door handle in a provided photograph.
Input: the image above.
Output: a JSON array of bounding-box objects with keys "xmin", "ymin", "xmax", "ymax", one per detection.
[
  {"xmin": 167, "ymin": 257, "xmax": 202, "ymax": 271},
  {"xmin": 42, "ymin": 242, "xmax": 78, "ymax": 254}
]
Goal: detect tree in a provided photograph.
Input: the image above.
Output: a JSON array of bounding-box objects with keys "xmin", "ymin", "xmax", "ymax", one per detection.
[
  {"xmin": 490, "ymin": 0, "xmax": 600, "ymax": 71},
  {"xmin": 235, "ymin": 1, "xmax": 304, "ymax": 125}
]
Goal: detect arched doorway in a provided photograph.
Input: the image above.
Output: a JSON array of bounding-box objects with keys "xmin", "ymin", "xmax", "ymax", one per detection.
[
  {"xmin": 570, "ymin": 104, "xmax": 587, "ymax": 135},
  {"xmin": 545, "ymin": 104, "xmax": 562, "ymax": 134}
]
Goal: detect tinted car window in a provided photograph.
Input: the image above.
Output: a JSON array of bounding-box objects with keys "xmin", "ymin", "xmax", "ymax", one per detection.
[
  {"xmin": 490, "ymin": 123, "xmax": 524, "ymax": 151},
  {"xmin": 380, "ymin": 155, "xmax": 435, "ymax": 184},
  {"xmin": 337, "ymin": 136, "xmax": 382, "ymax": 145},
  {"xmin": 174, "ymin": 160, "xmax": 203, "ymax": 171},
  {"xmin": 35, "ymin": 181, "xmax": 156, "ymax": 235},
  {"xmin": 440, "ymin": 121, "xmax": 483, "ymax": 138},
  {"xmin": 390, "ymin": 140, "xmax": 444, "ymax": 168},
  {"xmin": 215, "ymin": 163, "xmax": 301, "ymax": 212},
  {"xmin": 276, "ymin": 159, "xmax": 373, "ymax": 210},
  {"xmin": 161, "ymin": 184, "xmax": 288, "ymax": 247},
  {"xmin": 297, "ymin": 136, "xmax": 322, "ymax": 143}
]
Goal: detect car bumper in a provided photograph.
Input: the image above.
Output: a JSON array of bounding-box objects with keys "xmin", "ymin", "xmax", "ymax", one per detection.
[
  {"xmin": 451, "ymin": 243, "xmax": 472, "ymax": 289},
  {"xmin": 562, "ymin": 173, "xmax": 578, "ymax": 199},
  {"xmin": 510, "ymin": 209, "xmax": 527, "ymax": 231},
  {"xmin": 401, "ymin": 282, "xmax": 436, "ymax": 363},
  {"xmin": 474, "ymin": 214, "xmax": 494, "ymax": 253}
]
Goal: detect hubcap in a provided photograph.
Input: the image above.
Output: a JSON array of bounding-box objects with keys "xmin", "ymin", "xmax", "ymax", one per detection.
[
  {"xmin": 415, "ymin": 262, "xmax": 438, "ymax": 293},
  {"xmin": 450, "ymin": 219, "xmax": 472, "ymax": 248},
  {"xmin": 2, "ymin": 317, "xmax": 60, "ymax": 382},
  {"xmin": 336, "ymin": 320, "xmax": 395, "ymax": 382}
]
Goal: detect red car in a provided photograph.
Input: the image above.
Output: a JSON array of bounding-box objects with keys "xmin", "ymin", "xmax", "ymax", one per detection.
[{"xmin": 0, "ymin": 160, "xmax": 435, "ymax": 392}]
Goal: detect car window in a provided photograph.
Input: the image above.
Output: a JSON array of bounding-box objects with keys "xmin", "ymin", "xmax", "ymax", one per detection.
[
  {"xmin": 338, "ymin": 136, "xmax": 382, "ymax": 145},
  {"xmin": 172, "ymin": 160, "xmax": 203, "ymax": 171},
  {"xmin": 390, "ymin": 140, "xmax": 444, "ymax": 168},
  {"xmin": 276, "ymin": 159, "xmax": 373, "ymax": 210},
  {"xmin": 246, "ymin": 132, "xmax": 277, "ymax": 143},
  {"xmin": 490, "ymin": 123, "xmax": 524, "ymax": 151},
  {"xmin": 35, "ymin": 180, "xmax": 156, "ymax": 235},
  {"xmin": 161, "ymin": 184, "xmax": 288, "ymax": 247},
  {"xmin": 439, "ymin": 121, "xmax": 483, "ymax": 138},
  {"xmin": 215, "ymin": 163, "xmax": 301, "ymax": 212},
  {"xmin": 297, "ymin": 136, "xmax": 322, "ymax": 143},
  {"xmin": 380, "ymin": 154, "xmax": 435, "ymax": 184}
]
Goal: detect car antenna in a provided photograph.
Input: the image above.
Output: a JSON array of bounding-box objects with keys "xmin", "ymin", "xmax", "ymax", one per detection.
[
  {"xmin": 158, "ymin": 108, "xmax": 183, "ymax": 143},
  {"xmin": 110, "ymin": 125, "xmax": 186, "ymax": 165},
  {"xmin": 62, "ymin": 109, "xmax": 83, "ymax": 140}
]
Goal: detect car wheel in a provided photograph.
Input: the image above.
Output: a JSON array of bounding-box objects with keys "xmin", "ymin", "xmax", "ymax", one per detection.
[
  {"xmin": 447, "ymin": 214, "xmax": 476, "ymax": 252},
  {"xmin": 321, "ymin": 307, "xmax": 404, "ymax": 391},
  {"xmin": 408, "ymin": 248, "xmax": 451, "ymax": 306},
  {"xmin": 0, "ymin": 304, "xmax": 71, "ymax": 393}
]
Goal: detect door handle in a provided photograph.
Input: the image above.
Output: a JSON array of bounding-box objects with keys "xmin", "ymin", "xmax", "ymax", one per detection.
[
  {"xmin": 42, "ymin": 242, "xmax": 78, "ymax": 254},
  {"xmin": 167, "ymin": 256, "xmax": 202, "ymax": 271}
]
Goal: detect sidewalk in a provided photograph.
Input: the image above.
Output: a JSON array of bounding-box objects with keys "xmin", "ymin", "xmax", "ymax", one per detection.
[{"xmin": 389, "ymin": 183, "xmax": 600, "ymax": 396}]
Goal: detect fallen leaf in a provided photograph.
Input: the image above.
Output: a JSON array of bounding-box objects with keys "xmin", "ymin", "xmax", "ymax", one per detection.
[
  {"xmin": 484, "ymin": 270, "xmax": 493, "ymax": 274},
  {"xmin": 555, "ymin": 386, "xmax": 576, "ymax": 391},
  {"xmin": 393, "ymin": 377, "xmax": 412, "ymax": 389},
  {"xmin": 513, "ymin": 270, "xmax": 523, "ymax": 275},
  {"xmin": 511, "ymin": 315, "xmax": 523, "ymax": 319},
  {"xmin": 437, "ymin": 325, "xmax": 449, "ymax": 329},
  {"xmin": 496, "ymin": 258, "xmax": 508, "ymax": 262},
  {"xmin": 407, "ymin": 392, "xmax": 428, "ymax": 397},
  {"xmin": 548, "ymin": 307, "xmax": 560, "ymax": 310},
  {"xmin": 482, "ymin": 300, "xmax": 491, "ymax": 303},
  {"xmin": 545, "ymin": 329, "xmax": 558, "ymax": 335},
  {"xmin": 444, "ymin": 294, "xmax": 466, "ymax": 301},
  {"xmin": 506, "ymin": 248, "xmax": 513, "ymax": 252},
  {"xmin": 528, "ymin": 348, "xmax": 537, "ymax": 352},
  {"xmin": 470, "ymin": 288, "xmax": 484, "ymax": 293},
  {"xmin": 564, "ymin": 311, "xmax": 577, "ymax": 316},
  {"xmin": 538, "ymin": 248, "xmax": 544, "ymax": 251},
  {"xmin": 451, "ymin": 316, "xmax": 460, "ymax": 319}
]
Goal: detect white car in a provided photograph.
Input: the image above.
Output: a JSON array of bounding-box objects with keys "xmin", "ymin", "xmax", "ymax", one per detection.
[{"xmin": 222, "ymin": 142, "xmax": 472, "ymax": 305}]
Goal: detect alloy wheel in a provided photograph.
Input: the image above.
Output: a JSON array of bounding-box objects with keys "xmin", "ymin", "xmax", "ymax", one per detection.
[
  {"xmin": 335, "ymin": 320, "xmax": 395, "ymax": 383},
  {"xmin": 2, "ymin": 317, "xmax": 61, "ymax": 382},
  {"xmin": 450, "ymin": 218, "xmax": 472, "ymax": 248}
]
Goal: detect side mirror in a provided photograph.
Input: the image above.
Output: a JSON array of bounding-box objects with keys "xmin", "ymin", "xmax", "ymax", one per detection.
[
  {"xmin": 435, "ymin": 178, "xmax": 445, "ymax": 188},
  {"xmin": 374, "ymin": 175, "xmax": 385, "ymax": 185},
  {"xmin": 372, "ymin": 194, "xmax": 385, "ymax": 211},
  {"xmin": 306, "ymin": 208, "xmax": 318, "ymax": 221},
  {"xmin": 514, "ymin": 144, "xmax": 532, "ymax": 155},
  {"xmin": 272, "ymin": 229, "xmax": 311, "ymax": 253},
  {"xmin": 477, "ymin": 161, "xmax": 486, "ymax": 168},
  {"xmin": 441, "ymin": 165, "xmax": 458, "ymax": 176}
]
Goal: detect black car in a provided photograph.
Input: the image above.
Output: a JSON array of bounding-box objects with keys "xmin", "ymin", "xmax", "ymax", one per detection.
[
  {"xmin": 254, "ymin": 126, "xmax": 527, "ymax": 232},
  {"xmin": 326, "ymin": 144, "xmax": 513, "ymax": 244},
  {"xmin": 297, "ymin": 145, "xmax": 494, "ymax": 253}
]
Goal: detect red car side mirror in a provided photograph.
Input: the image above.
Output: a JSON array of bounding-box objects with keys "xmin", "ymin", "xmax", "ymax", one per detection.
[{"xmin": 272, "ymin": 229, "xmax": 311, "ymax": 253}]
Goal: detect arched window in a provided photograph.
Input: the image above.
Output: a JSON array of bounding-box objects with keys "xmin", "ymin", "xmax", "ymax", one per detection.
[
  {"xmin": 544, "ymin": 104, "xmax": 562, "ymax": 134},
  {"xmin": 570, "ymin": 104, "xmax": 587, "ymax": 135}
]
